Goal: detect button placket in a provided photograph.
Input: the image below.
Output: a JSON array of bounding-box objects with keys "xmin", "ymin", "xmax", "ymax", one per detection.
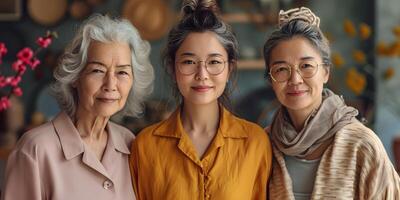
[{"xmin": 202, "ymin": 164, "xmax": 212, "ymax": 199}]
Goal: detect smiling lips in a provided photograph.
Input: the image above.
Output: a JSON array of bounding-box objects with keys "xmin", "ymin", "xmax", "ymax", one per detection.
[
  {"xmin": 287, "ymin": 90, "xmax": 308, "ymax": 96},
  {"xmin": 191, "ymin": 85, "xmax": 214, "ymax": 92},
  {"xmin": 97, "ymin": 97, "xmax": 119, "ymax": 103}
]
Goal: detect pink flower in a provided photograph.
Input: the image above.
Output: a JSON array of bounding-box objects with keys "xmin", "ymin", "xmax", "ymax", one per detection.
[
  {"xmin": 18, "ymin": 65, "xmax": 27, "ymax": 74},
  {"xmin": 0, "ymin": 43, "xmax": 7, "ymax": 56},
  {"xmin": 0, "ymin": 76, "xmax": 5, "ymax": 88},
  {"xmin": 10, "ymin": 76, "xmax": 21, "ymax": 87},
  {"xmin": 12, "ymin": 60, "xmax": 25, "ymax": 72},
  {"xmin": 37, "ymin": 37, "xmax": 52, "ymax": 48},
  {"xmin": 0, "ymin": 43, "xmax": 7, "ymax": 64},
  {"xmin": 4, "ymin": 76, "xmax": 12, "ymax": 85},
  {"xmin": 17, "ymin": 47, "xmax": 34, "ymax": 64},
  {"xmin": 0, "ymin": 97, "xmax": 11, "ymax": 111},
  {"xmin": 13, "ymin": 87, "xmax": 23, "ymax": 96},
  {"xmin": 30, "ymin": 58, "xmax": 41, "ymax": 70}
]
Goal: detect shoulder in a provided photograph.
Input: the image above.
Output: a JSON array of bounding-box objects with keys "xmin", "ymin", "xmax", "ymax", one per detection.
[
  {"xmin": 12, "ymin": 121, "xmax": 59, "ymax": 159},
  {"xmin": 134, "ymin": 121, "xmax": 165, "ymax": 143},
  {"xmin": 227, "ymin": 114, "xmax": 271, "ymax": 147},
  {"xmin": 130, "ymin": 120, "xmax": 171, "ymax": 159},
  {"xmin": 230, "ymin": 113, "xmax": 267, "ymax": 136},
  {"xmin": 334, "ymin": 120, "xmax": 388, "ymax": 159},
  {"xmin": 139, "ymin": 120, "xmax": 164, "ymax": 135}
]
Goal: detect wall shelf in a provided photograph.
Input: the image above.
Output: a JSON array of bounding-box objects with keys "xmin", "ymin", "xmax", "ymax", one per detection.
[
  {"xmin": 173, "ymin": 13, "xmax": 276, "ymax": 24},
  {"xmin": 237, "ymin": 59, "xmax": 264, "ymax": 70},
  {"xmin": 221, "ymin": 13, "xmax": 276, "ymax": 24}
]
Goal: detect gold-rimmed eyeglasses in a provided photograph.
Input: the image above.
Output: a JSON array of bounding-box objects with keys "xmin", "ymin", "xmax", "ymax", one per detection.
[
  {"xmin": 176, "ymin": 56, "xmax": 227, "ymax": 75},
  {"xmin": 269, "ymin": 60, "xmax": 328, "ymax": 82}
]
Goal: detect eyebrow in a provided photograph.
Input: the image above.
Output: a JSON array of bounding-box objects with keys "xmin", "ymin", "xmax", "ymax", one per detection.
[
  {"xmin": 86, "ymin": 61, "xmax": 131, "ymax": 68},
  {"xmin": 300, "ymin": 56, "xmax": 316, "ymax": 61},
  {"xmin": 271, "ymin": 56, "xmax": 317, "ymax": 65},
  {"xmin": 179, "ymin": 52, "xmax": 224, "ymax": 57}
]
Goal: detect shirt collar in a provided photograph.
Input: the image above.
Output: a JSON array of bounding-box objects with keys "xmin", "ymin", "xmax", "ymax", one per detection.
[
  {"xmin": 153, "ymin": 106, "xmax": 249, "ymax": 139},
  {"xmin": 52, "ymin": 112, "xmax": 130, "ymax": 160},
  {"xmin": 106, "ymin": 122, "xmax": 131, "ymax": 155}
]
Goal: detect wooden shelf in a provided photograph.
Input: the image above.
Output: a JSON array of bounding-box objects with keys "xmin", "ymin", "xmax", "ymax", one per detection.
[
  {"xmin": 221, "ymin": 13, "xmax": 276, "ymax": 24},
  {"xmin": 173, "ymin": 13, "xmax": 276, "ymax": 24},
  {"xmin": 237, "ymin": 59, "xmax": 264, "ymax": 70}
]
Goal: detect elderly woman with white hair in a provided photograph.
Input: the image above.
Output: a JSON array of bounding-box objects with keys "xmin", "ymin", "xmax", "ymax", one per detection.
[{"xmin": 2, "ymin": 14, "xmax": 154, "ymax": 200}]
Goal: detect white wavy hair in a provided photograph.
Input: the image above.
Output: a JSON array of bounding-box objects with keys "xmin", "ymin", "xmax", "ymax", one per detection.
[{"xmin": 52, "ymin": 14, "xmax": 154, "ymax": 118}]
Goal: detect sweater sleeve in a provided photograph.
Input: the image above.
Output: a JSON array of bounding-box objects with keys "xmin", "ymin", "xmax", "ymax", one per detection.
[
  {"xmin": 357, "ymin": 128, "xmax": 400, "ymax": 199},
  {"xmin": 1, "ymin": 150, "xmax": 44, "ymax": 200}
]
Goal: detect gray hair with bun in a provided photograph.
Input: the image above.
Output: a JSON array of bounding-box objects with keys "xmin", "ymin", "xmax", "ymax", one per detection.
[{"xmin": 263, "ymin": 7, "xmax": 331, "ymax": 81}]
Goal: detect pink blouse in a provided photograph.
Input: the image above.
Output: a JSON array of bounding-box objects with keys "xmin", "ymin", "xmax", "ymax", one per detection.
[{"xmin": 1, "ymin": 112, "xmax": 136, "ymax": 200}]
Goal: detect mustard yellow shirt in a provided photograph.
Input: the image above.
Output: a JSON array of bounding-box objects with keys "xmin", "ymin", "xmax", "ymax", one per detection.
[{"xmin": 130, "ymin": 107, "xmax": 272, "ymax": 200}]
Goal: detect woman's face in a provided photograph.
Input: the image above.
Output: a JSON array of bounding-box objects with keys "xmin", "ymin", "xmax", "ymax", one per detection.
[
  {"xmin": 75, "ymin": 41, "xmax": 133, "ymax": 118},
  {"xmin": 174, "ymin": 31, "xmax": 230, "ymax": 106},
  {"xmin": 269, "ymin": 36, "xmax": 329, "ymax": 116}
]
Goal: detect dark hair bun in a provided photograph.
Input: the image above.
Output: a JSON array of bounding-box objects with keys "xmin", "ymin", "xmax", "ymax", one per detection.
[{"xmin": 181, "ymin": 0, "xmax": 219, "ymax": 16}]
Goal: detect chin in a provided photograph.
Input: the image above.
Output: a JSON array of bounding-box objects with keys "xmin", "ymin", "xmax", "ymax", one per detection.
[
  {"xmin": 96, "ymin": 108, "xmax": 120, "ymax": 118},
  {"xmin": 283, "ymin": 100, "xmax": 313, "ymax": 111}
]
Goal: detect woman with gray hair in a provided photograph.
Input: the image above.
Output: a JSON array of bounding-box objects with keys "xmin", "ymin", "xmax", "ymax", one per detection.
[
  {"xmin": 2, "ymin": 14, "xmax": 154, "ymax": 200},
  {"xmin": 263, "ymin": 7, "xmax": 400, "ymax": 199}
]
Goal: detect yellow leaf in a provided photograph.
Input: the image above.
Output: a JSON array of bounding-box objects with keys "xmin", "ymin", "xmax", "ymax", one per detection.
[
  {"xmin": 346, "ymin": 68, "xmax": 366, "ymax": 95},
  {"xmin": 332, "ymin": 53, "xmax": 345, "ymax": 67},
  {"xmin": 393, "ymin": 26, "xmax": 400, "ymax": 38},
  {"xmin": 376, "ymin": 41, "xmax": 388, "ymax": 56},
  {"xmin": 359, "ymin": 23, "xmax": 371, "ymax": 40},
  {"xmin": 388, "ymin": 41, "xmax": 400, "ymax": 56},
  {"xmin": 352, "ymin": 50, "xmax": 366, "ymax": 64},
  {"xmin": 384, "ymin": 67, "xmax": 395, "ymax": 80},
  {"xmin": 344, "ymin": 19, "xmax": 356, "ymax": 37}
]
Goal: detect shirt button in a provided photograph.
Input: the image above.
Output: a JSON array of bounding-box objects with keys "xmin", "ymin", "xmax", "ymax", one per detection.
[{"xmin": 103, "ymin": 180, "xmax": 113, "ymax": 190}]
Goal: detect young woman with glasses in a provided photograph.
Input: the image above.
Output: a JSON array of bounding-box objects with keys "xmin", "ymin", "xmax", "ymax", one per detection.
[
  {"xmin": 129, "ymin": 0, "xmax": 272, "ymax": 199},
  {"xmin": 264, "ymin": 7, "xmax": 400, "ymax": 199}
]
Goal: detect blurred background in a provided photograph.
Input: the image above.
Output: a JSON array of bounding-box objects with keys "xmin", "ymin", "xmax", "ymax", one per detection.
[{"xmin": 0, "ymin": 0, "xmax": 400, "ymax": 185}]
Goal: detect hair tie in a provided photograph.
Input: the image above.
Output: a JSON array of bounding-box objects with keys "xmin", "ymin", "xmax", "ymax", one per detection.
[{"xmin": 278, "ymin": 7, "xmax": 320, "ymax": 28}]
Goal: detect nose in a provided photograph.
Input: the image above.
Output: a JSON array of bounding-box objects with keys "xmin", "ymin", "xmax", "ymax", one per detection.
[
  {"xmin": 103, "ymin": 72, "xmax": 117, "ymax": 92},
  {"xmin": 287, "ymin": 68, "xmax": 303, "ymax": 85},
  {"xmin": 195, "ymin": 61, "xmax": 209, "ymax": 81}
]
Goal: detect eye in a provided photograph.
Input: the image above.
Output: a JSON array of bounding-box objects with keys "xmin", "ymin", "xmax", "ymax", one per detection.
[
  {"xmin": 300, "ymin": 62, "xmax": 316, "ymax": 69},
  {"xmin": 92, "ymin": 69, "xmax": 104, "ymax": 73},
  {"xmin": 273, "ymin": 65, "xmax": 289, "ymax": 73},
  {"xmin": 208, "ymin": 59, "xmax": 223, "ymax": 65},
  {"xmin": 182, "ymin": 59, "xmax": 196, "ymax": 65},
  {"xmin": 118, "ymin": 70, "xmax": 130, "ymax": 76}
]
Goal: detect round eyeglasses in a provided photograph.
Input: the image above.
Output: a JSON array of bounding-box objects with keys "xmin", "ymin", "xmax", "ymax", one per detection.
[
  {"xmin": 176, "ymin": 56, "xmax": 227, "ymax": 75},
  {"xmin": 269, "ymin": 60, "xmax": 328, "ymax": 82}
]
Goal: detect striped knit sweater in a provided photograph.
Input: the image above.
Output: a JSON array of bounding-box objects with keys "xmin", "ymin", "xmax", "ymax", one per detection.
[{"xmin": 269, "ymin": 121, "xmax": 400, "ymax": 200}]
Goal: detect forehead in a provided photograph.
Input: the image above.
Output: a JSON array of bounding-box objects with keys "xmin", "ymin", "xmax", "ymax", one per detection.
[
  {"xmin": 269, "ymin": 37, "xmax": 322, "ymax": 64},
  {"xmin": 87, "ymin": 41, "xmax": 131, "ymax": 60},
  {"xmin": 176, "ymin": 31, "xmax": 227, "ymax": 58}
]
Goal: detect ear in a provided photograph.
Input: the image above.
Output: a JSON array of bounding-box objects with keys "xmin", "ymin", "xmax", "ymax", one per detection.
[{"xmin": 323, "ymin": 66, "xmax": 330, "ymax": 84}]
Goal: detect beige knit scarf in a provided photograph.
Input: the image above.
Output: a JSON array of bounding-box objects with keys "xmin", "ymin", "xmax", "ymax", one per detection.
[{"xmin": 270, "ymin": 89, "xmax": 359, "ymax": 158}]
